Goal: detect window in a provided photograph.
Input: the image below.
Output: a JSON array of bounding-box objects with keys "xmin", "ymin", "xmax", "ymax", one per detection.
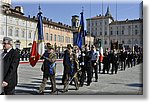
[
  {"xmin": 128, "ymin": 26, "xmax": 131, "ymax": 29},
  {"xmin": 105, "ymin": 21, "xmax": 107, "ymax": 25},
  {"xmin": 135, "ymin": 39, "xmax": 138, "ymax": 44},
  {"xmin": 54, "ymin": 34, "xmax": 57, "ymax": 41},
  {"xmin": 50, "ymin": 34, "xmax": 53, "ymax": 41},
  {"xmin": 58, "ymin": 35, "xmax": 60, "ymax": 42},
  {"xmin": 100, "ymin": 32, "xmax": 102, "ymax": 35},
  {"xmin": 100, "ymin": 22, "xmax": 102, "ymax": 26},
  {"xmin": 140, "ymin": 40, "xmax": 143, "ymax": 44},
  {"xmin": 15, "ymin": 29, "xmax": 19, "ymax": 37},
  {"xmin": 135, "ymin": 30, "xmax": 138, "ymax": 35},
  {"xmin": 61, "ymin": 36, "xmax": 64, "ymax": 42},
  {"xmin": 128, "ymin": 39, "xmax": 131, "ymax": 44},
  {"xmin": 16, "ymin": 19, "xmax": 19, "ymax": 25},
  {"xmin": 105, "ymin": 31, "xmax": 107, "ymax": 35},
  {"xmin": 110, "ymin": 31, "xmax": 113, "ymax": 35},
  {"xmin": 95, "ymin": 31, "xmax": 97, "ymax": 36},
  {"xmin": 122, "ymin": 40, "xmax": 124, "ymax": 44},
  {"xmin": 46, "ymin": 33, "xmax": 48, "ymax": 40},
  {"xmin": 104, "ymin": 40, "xmax": 107, "ymax": 45},
  {"xmin": 22, "ymin": 30, "xmax": 25, "ymax": 38},
  {"xmin": 8, "ymin": 27, "xmax": 13, "ymax": 36},
  {"xmin": 71, "ymin": 38, "xmax": 73, "ymax": 43},
  {"xmin": 95, "ymin": 22, "xmax": 97, "ymax": 26},
  {"xmin": 65, "ymin": 37, "xmax": 70, "ymax": 43},
  {"xmin": 117, "ymin": 31, "xmax": 119, "ymax": 35},
  {"xmin": 128, "ymin": 28, "xmax": 131, "ymax": 35},
  {"xmin": 0, "ymin": 27, "xmax": 4, "ymax": 35},
  {"xmin": 28, "ymin": 31, "xmax": 32, "ymax": 38},
  {"xmin": 122, "ymin": 30, "xmax": 124, "ymax": 35}
]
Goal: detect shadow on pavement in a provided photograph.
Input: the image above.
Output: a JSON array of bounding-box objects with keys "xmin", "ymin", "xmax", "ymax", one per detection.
[{"xmin": 126, "ymin": 83, "xmax": 143, "ymax": 87}]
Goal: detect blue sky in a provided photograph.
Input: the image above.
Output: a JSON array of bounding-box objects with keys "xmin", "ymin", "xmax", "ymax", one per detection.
[{"xmin": 12, "ymin": 0, "xmax": 142, "ymax": 26}]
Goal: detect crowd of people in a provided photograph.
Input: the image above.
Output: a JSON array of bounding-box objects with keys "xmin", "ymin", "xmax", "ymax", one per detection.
[
  {"xmin": 1, "ymin": 36, "xmax": 143, "ymax": 95},
  {"xmin": 39, "ymin": 43, "xmax": 143, "ymax": 94}
]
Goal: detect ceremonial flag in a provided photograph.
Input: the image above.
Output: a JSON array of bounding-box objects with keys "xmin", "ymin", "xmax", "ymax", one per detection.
[
  {"xmin": 99, "ymin": 40, "xmax": 103, "ymax": 62},
  {"xmin": 76, "ymin": 12, "xmax": 85, "ymax": 49},
  {"xmin": 29, "ymin": 11, "xmax": 45, "ymax": 67}
]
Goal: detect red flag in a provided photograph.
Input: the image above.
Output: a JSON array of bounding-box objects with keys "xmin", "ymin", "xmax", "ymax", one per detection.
[
  {"xmin": 29, "ymin": 10, "xmax": 45, "ymax": 67},
  {"xmin": 29, "ymin": 41, "xmax": 40, "ymax": 67},
  {"xmin": 99, "ymin": 47, "xmax": 103, "ymax": 62}
]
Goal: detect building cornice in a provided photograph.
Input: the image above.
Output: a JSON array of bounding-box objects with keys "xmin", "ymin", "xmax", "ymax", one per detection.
[{"xmin": 109, "ymin": 19, "xmax": 143, "ymax": 25}]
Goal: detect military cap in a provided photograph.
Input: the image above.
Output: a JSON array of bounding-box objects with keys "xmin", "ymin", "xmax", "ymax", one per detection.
[
  {"xmin": 91, "ymin": 45, "xmax": 95, "ymax": 48},
  {"xmin": 67, "ymin": 44, "xmax": 73, "ymax": 49},
  {"xmin": 47, "ymin": 44, "xmax": 54, "ymax": 49},
  {"xmin": 2, "ymin": 37, "xmax": 13, "ymax": 45},
  {"xmin": 46, "ymin": 43, "xmax": 51, "ymax": 46}
]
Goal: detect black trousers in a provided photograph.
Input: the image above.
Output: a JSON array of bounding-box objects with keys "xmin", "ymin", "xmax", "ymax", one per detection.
[
  {"xmin": 111, "ymin": 63, "xmax": 118, "ymax": 74},
  {"xmin": 2, "ymin": 87, "xmax": 15, "ymax": 95},
  {"xmin": 91, "ymin": 60, "xmax": 98, "ymax": 80},
  {"xmin": 80, "ymin": 66, "xmax": 86, "ymax": 86}
]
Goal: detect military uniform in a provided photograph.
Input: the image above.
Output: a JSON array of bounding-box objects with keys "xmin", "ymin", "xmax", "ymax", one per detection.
[
  {"xmin": 63, "ymin": 52, "xmax": 79, "ymax": 92},
  {"xmin": 39, "ymin": 46, "xmax": 57, "ymax": 94}
]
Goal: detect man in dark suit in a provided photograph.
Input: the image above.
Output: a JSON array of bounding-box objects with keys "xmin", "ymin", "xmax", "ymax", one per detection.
[{"xmin": 1, "ymin": 37, "xmax": 19, "ymax": 95}]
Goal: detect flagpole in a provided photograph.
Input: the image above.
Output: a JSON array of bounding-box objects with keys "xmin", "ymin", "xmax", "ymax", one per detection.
[{"xmin": 89, "ymin": 0, "xmax": 91, "ymax": 50}]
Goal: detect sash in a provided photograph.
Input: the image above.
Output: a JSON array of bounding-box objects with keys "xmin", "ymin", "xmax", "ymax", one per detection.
[{"xmin": 49, "ymin": 63, "xmax": 56, "ymax": 75}]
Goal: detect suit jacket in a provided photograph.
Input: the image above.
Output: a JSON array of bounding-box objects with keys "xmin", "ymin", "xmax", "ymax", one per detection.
[{"xmin": 3, "ymin": 48, "xmax": 19, "ymax": 92}]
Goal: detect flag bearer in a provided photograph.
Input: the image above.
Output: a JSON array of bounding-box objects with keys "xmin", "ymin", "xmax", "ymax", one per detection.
[{"xmin": 39, "ymin": 44, "xmax": 57, "ymax": 94}]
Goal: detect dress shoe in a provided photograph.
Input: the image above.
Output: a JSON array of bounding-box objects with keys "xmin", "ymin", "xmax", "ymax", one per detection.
[
  {"xmin": 87, "ymin": 83, "xmax": 90, "ymax": 86},
  {"xmin": 39, "ymin": 92, "xmax": 44, "ymax": 95}
]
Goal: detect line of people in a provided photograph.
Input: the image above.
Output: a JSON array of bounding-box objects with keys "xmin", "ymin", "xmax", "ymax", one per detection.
[
  {"xmin": 101, "ymin": 48, "xmax": 143, "ymax": 74},
  {"xmin": 1, "ymin": 36, "xmax": 143, "ymax": 95},
  {"xmin": 38, "ymin": 43, "xmax": 143, "ymax": 94}
]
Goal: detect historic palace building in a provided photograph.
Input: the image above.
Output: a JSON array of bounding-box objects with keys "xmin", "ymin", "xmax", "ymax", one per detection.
[
  {"xmin": 0, "ymin": 0, "xmax": 73, "ymax": 52},
  {"xmin": 86, "ymin": 7, "xmax": 143, "ymax": 51}
]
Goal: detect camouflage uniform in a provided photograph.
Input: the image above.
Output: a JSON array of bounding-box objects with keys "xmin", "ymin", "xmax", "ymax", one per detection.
[
  {"xmin": 63, "ymin": 50, "xmax": 79, "ymax": 92},
  {"xmin": 39, "ymin": 50, "xmax": 57, "ymax": 94}
]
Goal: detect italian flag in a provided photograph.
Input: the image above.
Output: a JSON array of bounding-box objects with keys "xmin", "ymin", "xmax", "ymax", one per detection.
[
  {"xmin": 99, "ymin": 47, "xmax": 103, "ymax": 63},
  {"xmin": 29, "ymin": 11, "xmax": 45, "ymax": 67}
]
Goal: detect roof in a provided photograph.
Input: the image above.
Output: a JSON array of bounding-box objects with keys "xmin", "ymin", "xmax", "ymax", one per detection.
[
  {"xmin": 1, "ymin": 4, "xmax": 74, "ymax": 31},
  {"xmin": 110, "ymin": 19, "xmax": 143, "ymax": 25},
  {"xmin": 86, "ymin": 15, "xmax": 114, "ymax": 21}
]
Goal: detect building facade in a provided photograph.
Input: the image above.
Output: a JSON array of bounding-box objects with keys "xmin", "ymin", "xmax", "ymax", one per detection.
[
  {"xmin": 0, "ymin": 0, "xmax": 74, "ymax": 51},
  {"xmin": 0, "ymin": 1, "xmax": 37, "ymax": 49},
  {"xmin": 43, "ymin": 18, "xmax": 73, "ymax": 52},
  {"xmin": 86, "ymin": 7, "xmax": 143, "ymax": 51}
]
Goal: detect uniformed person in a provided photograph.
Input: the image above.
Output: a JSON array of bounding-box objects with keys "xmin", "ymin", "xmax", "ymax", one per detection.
[
  {"xmin": 102, "ymin": 51, "xmax": 110, "ymax": 74},
  {"xmin": 111, "ymin": 49, "xmax": 119, "ymax": 74},
  {"xmin": 63, "ymin": 44, "xmax": 79, "ymax": 92},
  {"xmin": 91, "ymin": 45, "xmax": 99, "ymax": 82},
  {"xmin": 84, "ymin": 44, "xmax": 93, "ymax": 86},
  {"xmin": 39, "ymin": 44, "xmax": 57, "ymax": 94},
  {"xmin": 62, "ymin": 44, "xmax": 73, "ymax": 85}
]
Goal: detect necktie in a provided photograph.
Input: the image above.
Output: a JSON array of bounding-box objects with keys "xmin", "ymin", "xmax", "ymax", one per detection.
[{"xmin": 4, "ymin": 49, "xmax": 7, "ymax": 53}]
